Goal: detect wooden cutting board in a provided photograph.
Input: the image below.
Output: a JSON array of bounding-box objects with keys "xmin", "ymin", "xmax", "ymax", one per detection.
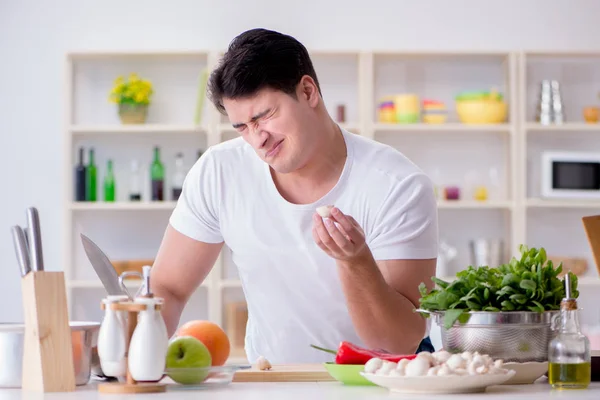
[
  {"xmin": 232, "ymin": 364, "xmax": 335, "ymax": 382},
  {"xmin": 582, "ymin": 215, "xmax": 600, "ymax": 276}
]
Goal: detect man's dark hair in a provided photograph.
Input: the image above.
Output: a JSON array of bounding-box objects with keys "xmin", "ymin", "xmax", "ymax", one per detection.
[{"xmin": 207, "ymin": 28, "xmax": 321, "ymax": 115}]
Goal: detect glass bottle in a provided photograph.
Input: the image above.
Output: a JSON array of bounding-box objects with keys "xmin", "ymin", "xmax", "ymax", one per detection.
[
  {"xmin": 171, "ymin": 152, "xmax": 185, "ymax": 201},
  {"xmin": 548, "ymin": 272, "xmax": 591, "ymax": 389},
  {"xmin": 86, "ymin": 148, "xmax": 97, "ymax": 202},
  {"xmin": 129, "ymin": 160, "xmax": 142, "ymax": 201},
  {"xmin": 104, "ymin": 159, "xmax": 116, "ymax": 202},
  {"xmin": 74, "ymin": 147, "xmax": 86, "ymax": 201},
  {"xmin": 150, "ymin": 146, "xmax": 164, "ymax": 201}
]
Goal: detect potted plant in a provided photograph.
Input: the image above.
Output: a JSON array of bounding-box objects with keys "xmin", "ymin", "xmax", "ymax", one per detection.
[{"xmin": 109, "ymin": 73, "xmax": 153, "ymax": 124}]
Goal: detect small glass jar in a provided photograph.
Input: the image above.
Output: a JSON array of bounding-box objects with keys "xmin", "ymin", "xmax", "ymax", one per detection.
[{"xmin": 547, "ymin": 273, "xmax": 591, "ymax": 389}]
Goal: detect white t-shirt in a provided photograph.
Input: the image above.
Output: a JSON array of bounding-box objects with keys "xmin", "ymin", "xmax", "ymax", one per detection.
[{"xmin": 169, "ymin": 128, "xmax": 439, "ymax": 364}]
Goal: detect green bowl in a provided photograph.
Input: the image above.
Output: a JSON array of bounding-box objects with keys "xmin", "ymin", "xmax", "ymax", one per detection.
[{"xmin": 323, "ymin": 362, "xmax": 375, "ymax": 386}]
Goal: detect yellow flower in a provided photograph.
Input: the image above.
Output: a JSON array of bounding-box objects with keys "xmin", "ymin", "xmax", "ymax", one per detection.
[{"xmin": 108, "ymin": 72, "xmax": 153, "ymax": 104}]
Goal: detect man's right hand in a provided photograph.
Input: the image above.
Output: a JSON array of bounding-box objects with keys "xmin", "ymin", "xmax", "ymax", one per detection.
[{"xmin": 150, "ymin": 224, "xmax": 224, "ymax": 337}]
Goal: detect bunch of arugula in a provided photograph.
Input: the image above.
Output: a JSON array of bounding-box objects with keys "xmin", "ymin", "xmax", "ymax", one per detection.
[{"xmin": 417, "ymin": 245, "xmax": 579, "ymax": 329}]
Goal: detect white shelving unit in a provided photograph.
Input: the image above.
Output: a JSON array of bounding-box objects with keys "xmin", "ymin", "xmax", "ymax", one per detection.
[{"xmin": 63, "ymin": 49, "xmax": 600, "ymax": 362}]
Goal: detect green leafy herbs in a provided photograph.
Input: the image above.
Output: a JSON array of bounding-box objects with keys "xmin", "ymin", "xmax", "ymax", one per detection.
[{"xmin": 417, "ymin": 245, "xmax": 579, "ymax": 329}]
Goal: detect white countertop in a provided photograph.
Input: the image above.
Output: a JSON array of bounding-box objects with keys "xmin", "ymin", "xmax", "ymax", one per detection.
[{"xmin": 2, "ymin": 380, "xmax": 600, "ymax": 400}]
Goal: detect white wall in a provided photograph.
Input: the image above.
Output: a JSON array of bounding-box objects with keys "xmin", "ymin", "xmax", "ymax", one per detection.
[{"xmin": 2, "ymin": 0, "xmax": 600, "ymax": 325}]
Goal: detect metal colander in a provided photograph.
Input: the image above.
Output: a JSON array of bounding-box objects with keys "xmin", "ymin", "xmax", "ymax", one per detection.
[{"xmin": 420, "ymin": 310, "xmax": 560, "ymax": 363}]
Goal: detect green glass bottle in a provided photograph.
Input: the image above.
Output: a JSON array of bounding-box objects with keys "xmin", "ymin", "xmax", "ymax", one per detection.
[
  {"xmin": 150, "ymin": 146, "xmax": 165, "ymax": 201},
  {"xmin": 86, "ymin": 148, "xmax": 97, "ymax": 202},
  {"xmin": 104, "ymin": 159, "xmax": 116, "ymax": 202}
]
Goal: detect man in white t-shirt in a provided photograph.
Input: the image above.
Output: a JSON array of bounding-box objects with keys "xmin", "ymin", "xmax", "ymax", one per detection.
[{"xmin": 151, "ymin": 28, "xmax": 438, "ymax": 364}]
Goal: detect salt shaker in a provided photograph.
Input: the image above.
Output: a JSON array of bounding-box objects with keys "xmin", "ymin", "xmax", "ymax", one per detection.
[
  {"xmin": 97, "ymin": 296, "xmax": 128, "ymax": 378},
  {"xmin": 128, "ymin": 266, "xmax": 169, "ymax": 382}
]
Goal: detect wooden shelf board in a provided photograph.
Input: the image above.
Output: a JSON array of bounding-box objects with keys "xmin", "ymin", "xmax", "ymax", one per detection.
[
  {"xmin": 437, "ymin": 200, "xmax": 514, "ymax": 209},
  {"xmin": 526, "ymin": 199, "xmax": 600, "ymax": 209},
  {"xmin": 67, "ymin": 279, "xmax": 209, "ymax": 289},
  {"xmin": 526, "ymin": 123, "xmax": 600, "ymax": 132},
  {"xmin": 69, "ymin": 201, "xmax": 177, "ymax": 211},
  {"xmin": 70, "ymin": 124, "xmax": 204, "ymax": 134},
  {"xmin": 374, "ymin": 123, "xmax": 512, "ymax": 133}
]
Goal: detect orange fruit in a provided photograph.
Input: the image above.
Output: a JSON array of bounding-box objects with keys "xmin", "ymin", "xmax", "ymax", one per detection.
[{"xmin": 177, "ymin": 320, "xmax": 231, "ymax": 366}]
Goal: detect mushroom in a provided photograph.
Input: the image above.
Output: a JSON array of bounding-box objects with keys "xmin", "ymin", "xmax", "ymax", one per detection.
[
  {"xmin": 377, "ymin": 361, "xmax": 397, "ymax": 376},
  {"xmin": 432, "ymin": 350, "xmax": 451, "ymax": 365},
  {"xmin": 416, "ymin": 351, "xmax": 435, "ymax": 366},
  {"xmin": 364, "ymin": 357, "xmax": 383, "ymax": 374},
  {"xmin": 257, "ymin": 356, "xmax": 272, "ymax": 371},
  {"xmin": 467, "ymin": 354, "xmax": 486, "ymax": 375},
  {"xmin": 436, "ymin": 364, "xmax": 451, "ymax": 376},
  {"xmin": 404, "ymin": 357, "xmax": 431, "ymax": 377},
  {"xmin": 395, "ymin": 358, "xmax": 410, "ymax": 375},
  {"xmin": 427, "ymin": 366, "xmax": 440, "ymax": 376},
  {"xmin": 461, "ymin": 351, "xmax": 474, "ymax": 363},
  {"xmin": 445, "ymin": 354, "xmax": 465, "ymax": 370},
  {"xmin": 316, "ymin": 205, "xmax": 334, "ymax": 218}
]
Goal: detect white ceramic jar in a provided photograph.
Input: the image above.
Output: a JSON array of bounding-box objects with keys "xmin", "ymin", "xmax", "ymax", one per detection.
[
  {"xmin": 128, "ymin": 297, "xmax": 168, "ymax": 382},
  {"xmin": 97, "ymin": 296, "xmax": 127, "ymax": 378}
]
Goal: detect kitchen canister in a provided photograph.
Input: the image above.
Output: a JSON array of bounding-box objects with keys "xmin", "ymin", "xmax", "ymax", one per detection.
[{"xmin": 394, "ymin": 94, "xmax": 420, "ymax": 123}]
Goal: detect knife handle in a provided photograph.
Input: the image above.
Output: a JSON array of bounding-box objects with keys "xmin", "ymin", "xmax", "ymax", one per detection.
[
  {"xmin": 11, "ymin": 226, "xmax": 32, "ymax": 277},
  {"xmin": 26, "ymin": 207, "xmax": 44, "ymax": 271}
]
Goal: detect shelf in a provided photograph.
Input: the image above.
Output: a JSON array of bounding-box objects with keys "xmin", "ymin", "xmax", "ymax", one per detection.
[
  {"xmin": 525, "ymin": 123, "xmax": 600, "ymax": 132},
  {"xmin": 526, "ymin": 199, "xmax": 600, "ymax": 209},
  {"xmin": 373, "ymin": 123, "xmax": 512, "ymax": 133},
  {"xmin": 437, "ymin": 200, "xmax": 514, "ymax": 209},
  {"xmin": 220, "ymin": 279, "xmax": 243, "ymax": 289},
  {"xmin": 68, "ymin": 279, "xmax": 209, "ymax": 289},
  {"xmin": 70, "ymin": 124, "xmax": 204, "ymax": 135},
  {"xmin": 69, "ymin": 201, "xmax": 177, "ymax": 211}
]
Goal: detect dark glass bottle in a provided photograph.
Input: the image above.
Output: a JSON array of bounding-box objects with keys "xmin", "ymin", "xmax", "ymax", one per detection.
[
  {"xmin": 74, "ymin": 147, "xmax": 86, "ymax": 201},
  {"xmin": 86, "ymin": 148, "xmax": 97, "ymax": 202},
  {"xmin": 104, "ymin": 159, "xmax": 116, "ymax": 202},
  {"xmin": 150, "ymin": 146, "xmax": 164, "ymax": 201}
]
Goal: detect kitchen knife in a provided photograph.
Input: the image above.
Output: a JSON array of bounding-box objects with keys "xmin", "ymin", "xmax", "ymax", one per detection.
[
  {"xmin": 26, "ymin": 207, "xmax": 44, "ymax": 271},
  {"xmin": 80, "ymin": 233, "xmax": 129, "ymax": 296},
  {"xmin": 11, "ymin": 225, "xmax": 31, "ymax": 277}
]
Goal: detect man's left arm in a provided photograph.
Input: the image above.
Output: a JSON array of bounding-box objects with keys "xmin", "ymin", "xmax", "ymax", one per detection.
[{"xmin": 312, "ymin": 172, "xmax": 438, "ymax": 354}]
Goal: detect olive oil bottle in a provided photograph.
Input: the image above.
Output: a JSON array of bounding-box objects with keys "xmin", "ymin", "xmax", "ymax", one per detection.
[{"xmin": 547, "ymin": 272, "xmax": 591, "ymax": 389}]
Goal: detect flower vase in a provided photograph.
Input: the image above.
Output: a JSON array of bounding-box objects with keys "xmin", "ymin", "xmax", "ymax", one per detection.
[{"xmin": 118, "ymin": 103, "xmax": 148, "ymax": 124}]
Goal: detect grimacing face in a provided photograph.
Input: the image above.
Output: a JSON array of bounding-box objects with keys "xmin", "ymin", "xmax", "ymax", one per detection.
[{"xmin": 222, "ymin": 78, "xmax": 322, "ymax": 174}]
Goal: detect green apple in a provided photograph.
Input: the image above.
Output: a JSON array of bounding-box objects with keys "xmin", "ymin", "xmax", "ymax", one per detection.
[{"xmin": 165, "ymin": 336, "xmax": 212, "ymax": 384}]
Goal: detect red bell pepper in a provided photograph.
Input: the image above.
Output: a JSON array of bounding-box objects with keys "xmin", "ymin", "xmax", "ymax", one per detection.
[{"xmin": 310, "ymin": 341, "xmax": 417, "ymax": 365}]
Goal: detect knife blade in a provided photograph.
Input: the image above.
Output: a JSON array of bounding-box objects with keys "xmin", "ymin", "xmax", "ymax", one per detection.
[
  {"xmin": 26, "ymin": 207, "xmax": 44, "ymax": 271},
  {"xmin": 11, "ymin": 225, "xmax": 31, "ymax": 277},
  {"xmin": 80, "ymin": 233, "xmax": 128, "ymax": 296}
]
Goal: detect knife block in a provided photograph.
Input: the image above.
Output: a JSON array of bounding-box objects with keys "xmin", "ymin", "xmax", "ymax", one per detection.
[{"xmin": 21, "ymin": 271, "xmax": 76, "ymax": 392}]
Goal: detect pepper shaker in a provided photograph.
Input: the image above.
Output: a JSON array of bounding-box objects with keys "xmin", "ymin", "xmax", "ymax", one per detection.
[
  {"xmin": 97, "ymin": 296, "xmax": 128, "ymax": 378},
  {"xmin": 127, "ymin": 266, "xmax": 169, "ymax": 382}
]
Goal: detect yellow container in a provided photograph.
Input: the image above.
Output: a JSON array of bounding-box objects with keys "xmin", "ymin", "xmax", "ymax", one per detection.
[
  {"xmin": 455, "ymin": 90, "xmax": 507, "ymax": 124},
  {"xmin": 394, "ymin": 94, "xmax": 420, "ymax": 123}
]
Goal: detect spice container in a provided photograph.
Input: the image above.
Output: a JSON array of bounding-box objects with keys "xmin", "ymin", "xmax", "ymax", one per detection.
[
  {"xmin": 422, "ymin": 100, "xmax": 447, "ymax": 124},
  {"xmin": 548, "ymin": 272, "xmax": 591, "ymax": 389},
  {"xmin": 377, "ymin": 98, "xmax": 396, "ymax": 123}
]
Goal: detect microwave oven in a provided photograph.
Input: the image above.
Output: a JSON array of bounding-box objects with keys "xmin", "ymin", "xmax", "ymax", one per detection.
[{"xmin": 541, "ymin": 151, "xmax": 600, "ymax": 199}]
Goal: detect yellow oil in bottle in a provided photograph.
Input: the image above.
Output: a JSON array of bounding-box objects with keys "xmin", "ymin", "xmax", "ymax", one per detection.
[{"xmin": 548, "ymin": 362, "xmax": 591, "ymax": 389}]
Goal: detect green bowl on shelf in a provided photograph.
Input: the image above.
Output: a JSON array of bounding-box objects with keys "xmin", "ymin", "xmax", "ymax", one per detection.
[{"xmin": 323, "ymin": 362, "xmax": 375, "ymax": 386}]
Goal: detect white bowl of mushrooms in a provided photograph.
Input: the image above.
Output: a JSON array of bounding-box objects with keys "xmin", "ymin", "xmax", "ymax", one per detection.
[{"xmin": 359, "ymin": 350, "xmax": 515, "ymax": 394}]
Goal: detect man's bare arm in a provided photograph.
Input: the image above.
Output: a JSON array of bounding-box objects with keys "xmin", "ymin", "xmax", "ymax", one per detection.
[
  {"xmin": 150, "ymin": 224, "xmax": 223, "ymax": 337},
  {"xmin": 338, "ymin": 254, "xmax": 436, "ymax": 354}
]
